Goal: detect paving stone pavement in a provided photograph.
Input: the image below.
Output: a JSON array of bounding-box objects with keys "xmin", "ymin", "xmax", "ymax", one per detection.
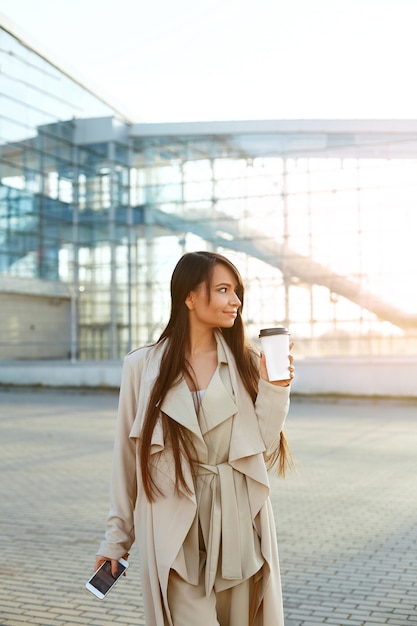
[{"xmin": 0, "ymin": 388, "xmax": 416, "ymax": 626}]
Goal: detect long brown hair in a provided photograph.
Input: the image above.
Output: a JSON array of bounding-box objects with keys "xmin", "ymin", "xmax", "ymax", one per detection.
[{"xmin": 139, "ymin": 251, "xmax": 291, "ymax": 500}]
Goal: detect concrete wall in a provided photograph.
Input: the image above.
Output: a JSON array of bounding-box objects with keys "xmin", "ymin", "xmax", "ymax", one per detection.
[
  {"xmin": 291, "ymin": 356, "xmax": 417, "ymax": 398},
  {"xmin": 1, "ymin": 356, "xmax": 416, "ymax": 399},
  {"xmin": 0, "ymin": 359, "xmax": 121, "ymax": 387},
  {"xmin": 0, "ymin": 293, "xmax": 71, "ymax": 359}
]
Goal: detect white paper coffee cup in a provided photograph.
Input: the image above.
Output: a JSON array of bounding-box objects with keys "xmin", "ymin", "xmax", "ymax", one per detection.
[{"xmin": 259, "ymin": 327, "xmax": 290, "ymax": 381}]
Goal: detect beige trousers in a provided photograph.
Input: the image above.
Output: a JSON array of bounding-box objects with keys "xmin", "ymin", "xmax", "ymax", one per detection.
[{"xmin": 167, "ymin": 570, "xmax": 252, "ymax": 626}]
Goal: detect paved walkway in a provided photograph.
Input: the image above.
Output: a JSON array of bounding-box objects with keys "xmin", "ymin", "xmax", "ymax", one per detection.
[{"xmin": 0, "ymin": 389, "xmax": 416, "ymax": 626}]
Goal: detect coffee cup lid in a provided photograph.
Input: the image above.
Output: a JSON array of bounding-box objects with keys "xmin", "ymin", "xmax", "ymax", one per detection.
[{"xmin": 259, "ymin": 327, "xmax": 290, "ymax": 338}]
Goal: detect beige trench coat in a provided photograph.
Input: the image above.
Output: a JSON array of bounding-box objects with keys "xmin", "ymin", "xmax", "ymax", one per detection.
[{"xmin": 98, "ymin": 332, "xmax": 290, "ymax": 626}]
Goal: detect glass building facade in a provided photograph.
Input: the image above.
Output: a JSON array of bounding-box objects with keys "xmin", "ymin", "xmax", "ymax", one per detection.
[{"xmin": 2, "ymin": 17, "xmax": 417, "ymax": 360}]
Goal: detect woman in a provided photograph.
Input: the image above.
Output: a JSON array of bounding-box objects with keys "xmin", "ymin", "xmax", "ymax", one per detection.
[{"xmin": 95, "ymin": 251, "xmax": 294, "ymax": 626}]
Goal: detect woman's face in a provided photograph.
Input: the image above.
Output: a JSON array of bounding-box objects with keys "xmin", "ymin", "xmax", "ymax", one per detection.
[{"xmin": 186, "ymin": 263, "xmax": 242, "ymax": 329}]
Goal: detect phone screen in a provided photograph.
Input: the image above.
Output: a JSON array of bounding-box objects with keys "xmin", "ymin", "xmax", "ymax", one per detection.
[{"xmin": 87, "ymin": 559, "xmax": 127, "ymax": 596}]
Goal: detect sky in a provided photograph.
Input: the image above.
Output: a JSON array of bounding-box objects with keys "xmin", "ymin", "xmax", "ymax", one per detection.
[{"xmin": 1, "ymin": 0, "xmax": 417, "ymax": 123}]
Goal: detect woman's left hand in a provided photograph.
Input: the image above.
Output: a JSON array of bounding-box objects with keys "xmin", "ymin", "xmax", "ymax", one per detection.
[{"xmin": 260, "ymin": 342, "xmax": 295, "ymax": 387}]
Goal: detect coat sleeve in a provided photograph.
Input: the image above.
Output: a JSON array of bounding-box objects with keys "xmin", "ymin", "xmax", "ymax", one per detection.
[
  {"xmin": 255, "ymin": 378, "xmax": 290, "ymax": 456},
  {"xmin": 97, "ymin": 354, "xmax": 139, "ymax": 559}
]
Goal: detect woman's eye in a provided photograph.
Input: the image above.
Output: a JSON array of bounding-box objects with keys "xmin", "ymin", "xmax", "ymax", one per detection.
[{"xmin": 219, "ymin": 288, "xmax": 227, "ymax": 293}]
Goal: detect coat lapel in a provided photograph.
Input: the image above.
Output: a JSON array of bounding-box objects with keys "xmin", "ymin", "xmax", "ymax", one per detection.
[
  {"xmin": 160, "ymin": 335, "xmax": 238, "ymax": 441},
  {"xmin": 215, "ymin": 333, "xmax": 266, "ymax": 456},
  {"xmin": 215, "ymin": 333, "xmax": 271, "ymax": 497},
  {"xmin": 129, "ymin": 341, "xmax": 203, "ymax": 443},
  {"xmin": 198, "ymin": 367, "xmax": 238, "ymax": 435},
  {"xmin": 160, "ymin": 378, "xmax": 204, "ymax": 442}
]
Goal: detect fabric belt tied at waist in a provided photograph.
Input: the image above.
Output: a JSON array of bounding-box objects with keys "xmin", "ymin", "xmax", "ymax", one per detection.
[{"xmin": 197, "ymin": 461, "xmax": 243, "ymax": 593}]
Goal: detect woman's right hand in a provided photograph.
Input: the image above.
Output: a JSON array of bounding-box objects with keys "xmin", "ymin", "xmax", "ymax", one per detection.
[{"xmin": 94, "ymin": 553, "xmax": 128, "ymax": 577}]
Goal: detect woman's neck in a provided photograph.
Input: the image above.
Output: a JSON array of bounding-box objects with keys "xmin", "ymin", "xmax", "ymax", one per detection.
[
  {"xmin": 185, "ymin": 329, "xmax": 218, "ymax": 391},
  {"xmin": 187, "ymin": 327, "xmax": 217, "ymax": 358}
]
